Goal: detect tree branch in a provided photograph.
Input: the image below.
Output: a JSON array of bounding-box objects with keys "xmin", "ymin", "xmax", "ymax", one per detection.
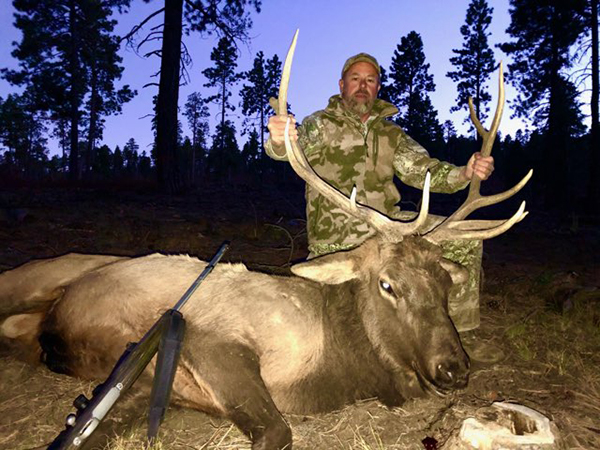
[
  {"xmin": 137, "ymin": 29, "xmax": 164, "ymax": 53},
  {"xmin": 122, "ymin": 7, "xmax": 165, "ymax": 45}
]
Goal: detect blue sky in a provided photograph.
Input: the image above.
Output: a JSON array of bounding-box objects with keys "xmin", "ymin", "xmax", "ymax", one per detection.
[{"xmin": 1, "ymin": 0, "xmax": 538, "ymax": 156}]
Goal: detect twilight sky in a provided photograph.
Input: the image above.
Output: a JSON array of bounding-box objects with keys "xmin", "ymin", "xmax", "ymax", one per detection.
[{"xmin": 0, "ymin": 0, "xmax": 533, "ymax": 156}]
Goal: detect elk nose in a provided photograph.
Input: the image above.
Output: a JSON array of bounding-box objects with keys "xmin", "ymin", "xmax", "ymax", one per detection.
[{"xmin": 435, "ymin": 361, "xmax": 469, "ymax": 389}]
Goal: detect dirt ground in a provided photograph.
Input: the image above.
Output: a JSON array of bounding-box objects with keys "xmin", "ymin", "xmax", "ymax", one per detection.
[{"xmin": 0, "ymin": 184, "xmax": 599, "ymax": 450}]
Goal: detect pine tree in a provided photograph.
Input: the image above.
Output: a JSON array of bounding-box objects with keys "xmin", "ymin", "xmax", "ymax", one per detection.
[
  {"xmin": 387, "ymin": 31, "xmax": 443, "ymax": 150},
  {"xmin": 53, "ymin": 118, "xmax": 70, "ymax": 171},
  {"xmin": 241, "ymin": 128, "xmax": 260, "ymax": 175},
  {"xmin": 202, "ymin": 37, "xmax": 242, "ymax": 157},
  {"xmin": 180, "ymin": 136, "xmax": 194, "ymax": 184},
  {"xmin": 377, "ymin": 67, "xmax": 394, "ymax": 105},
  {"xmin": 139, "ymin": 150, "xmax": 152, "ymax": 178},
  {"xmin": 123, "ymin": 137, "xmax": 140, "ymax": 175},
  {"xmin": 3, "ymin": 0, "xmax": 133, "ymax": 180},
  {"xmin": 153, "ymin": 0, "xmax": 184, "ymax": 192},
  {"xmin": 83, "ymin": 3, "xmax": 136, "ymax": 175},
  {"xmin": 207, "ymin": 120, "xmax": 242, "ymax": 181},
  {"xmin": 0, "ymin": 93, "xmax": 48, "ymax": 176},
  {"xmin": 113, "ymin": 144, "xmax": 124, "ymax": 175},
  {"xmin": 442, "ymin": 120, "xmax": 458, "ymax": 143},
  {"xmin": 240, "ymin": 51, "xmax": 282, "ymax": 149},
  {"xmin": 129, "ymin": 0, "xmax": 261, "ymax": 193},
  {"xmin": 573, "ymin": 0, "xmax": 599, "ymax": 208},
  {"xmin": 94, "ymin": 144, "xmax": 113, "ymax": 179},
  {"xmin": 499, "ymin": 0, "xmax": 587, "ymax": 211},
  {"xmin": 446, "ymin": 0, "xmax": 496, "ymax": 126},
  {"xmin": 184, "ymin": 92, "xmax": 210, "ymax": 183}
]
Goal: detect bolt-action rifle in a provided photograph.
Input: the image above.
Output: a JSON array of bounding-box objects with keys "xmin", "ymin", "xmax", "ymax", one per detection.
[{"xmin": 47, "ymin": 242, "xmax": 230, "ymax": 449}]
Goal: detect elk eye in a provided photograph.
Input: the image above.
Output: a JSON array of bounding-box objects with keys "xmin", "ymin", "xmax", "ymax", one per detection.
[{"xmin": 379, "ymin": 280, "xmax": 395, "ymax": 296}]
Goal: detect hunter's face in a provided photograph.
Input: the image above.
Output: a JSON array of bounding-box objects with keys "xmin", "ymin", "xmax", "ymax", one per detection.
[{"xmin": 339, "ymin": 61, "xmax": 380, "ymax": 118}]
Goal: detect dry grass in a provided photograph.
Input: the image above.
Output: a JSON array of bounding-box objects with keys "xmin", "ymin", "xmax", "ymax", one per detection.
[
  {"xmin": 1, "ymin": 189, "xmax": 599, "ymax": 449},
  {"xmin": 3, "ymin": 276, "xmax": 600, "ymax": 449},
  {"xmin": 481, "ymin": 266, "xmax": 600, "ymax": 450}
]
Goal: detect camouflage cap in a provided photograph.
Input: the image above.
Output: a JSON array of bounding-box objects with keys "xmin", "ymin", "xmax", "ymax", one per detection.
[{"xmin": 341, "ymin": 53, "xmax": 381, "ymax": 78}]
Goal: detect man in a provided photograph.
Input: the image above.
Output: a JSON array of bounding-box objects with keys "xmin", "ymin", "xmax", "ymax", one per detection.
[{"xmin": 265, "ymin": 53, "xmax": 501, "ymax": 363}]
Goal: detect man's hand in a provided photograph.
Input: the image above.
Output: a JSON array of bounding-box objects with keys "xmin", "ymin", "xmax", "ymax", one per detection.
[
  {"xmin": 267, "ymin": 115, "xmax": 298, "ymax": 146},
  {"xmin": 460, "ymin": 152, "xmax": 494, "ymax": 182}
]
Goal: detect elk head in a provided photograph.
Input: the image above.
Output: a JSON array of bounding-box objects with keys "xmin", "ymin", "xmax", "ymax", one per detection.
[{"xmin": 276, "ymin": 30, "xmax": 531, "ymax": 397}]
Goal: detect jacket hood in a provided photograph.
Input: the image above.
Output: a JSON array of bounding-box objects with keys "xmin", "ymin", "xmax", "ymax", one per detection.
[{"xmin": 324, "ymin": 95, "xmax": 398, "ymax": 122}]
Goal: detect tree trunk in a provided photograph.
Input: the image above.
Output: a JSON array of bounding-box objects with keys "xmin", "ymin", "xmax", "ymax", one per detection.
[
  {"xmin": 156, "ymin": 0, "xmax": 184, "ymax": 194},
  {"xmin": 25, "ymin": 117, "xmax": 33, "ymax": 178},
  {"xmin": 58, "ymin": 120, "xmax": 69, "ymax": 171},
  {"xmin": 86, "ymin": 61, "xmax": 99, "ymax": 175},
  {"xmin": 68, "ymin": 0, "xmax": 81, "ymax": 181},
  {"xmin": 220, "ymin": 77, "xmax": 226, "ymax": 157},
  {"xmin": 544, "ymin": 6, "xmax": 568, "ymax": 214},
  {"xmin": 590, "ymin": 0, "xmax": 599, "ymax": 211},
  {"xmin": 191, "ymin": 121, "xmax": 196, "ymax": 185}
]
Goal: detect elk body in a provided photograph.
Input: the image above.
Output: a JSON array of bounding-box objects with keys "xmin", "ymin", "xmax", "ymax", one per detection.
[
  {"xmin": 1, "ymin": 236, "xmax": 468, "ymax": 449},
  {"xmin": 0, "ymin": 31, "xmax": 530, "ymax": 450}
]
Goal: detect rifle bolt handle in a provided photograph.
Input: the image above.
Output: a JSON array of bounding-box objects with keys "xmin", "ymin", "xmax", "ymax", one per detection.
[{"xmin": 66, "ymin": 413, "xmax": 77, "ymax": 426}]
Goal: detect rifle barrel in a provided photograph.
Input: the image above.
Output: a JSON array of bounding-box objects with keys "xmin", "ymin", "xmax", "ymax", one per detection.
[{"xmin": 173, "ymin": 241, "xmax": 229, "ymax": 311}]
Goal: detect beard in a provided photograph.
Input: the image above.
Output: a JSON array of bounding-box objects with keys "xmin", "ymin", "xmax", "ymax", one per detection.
[{"xmin": 342, "ymin": 91, "xmax": 376, "ymax": 117}]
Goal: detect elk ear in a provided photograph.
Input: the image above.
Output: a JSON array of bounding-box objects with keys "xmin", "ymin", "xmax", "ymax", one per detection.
[
  {"xmin": 0, "ymin": 313, "xmax": 44, "ymax": 339},
  {"xmin": 439, "ymin": 258, "xmax": 469, "ymax": 285},
  {"xmin": 291, "ymin": 252, "xmax": 360, "ymax": 284}
]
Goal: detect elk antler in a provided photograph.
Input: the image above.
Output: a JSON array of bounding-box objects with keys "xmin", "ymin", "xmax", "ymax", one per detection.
[
  {"xmin": 278, "ymin": 30, "xmax": 431, "ymax": 242},
  {"xmin": 426, "ymin": 63, "xmax": 532, "ymax": 243}
]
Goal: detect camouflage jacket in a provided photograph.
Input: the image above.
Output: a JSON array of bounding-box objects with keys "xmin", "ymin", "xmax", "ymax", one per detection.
[{"xmin": 266, "ymin": 95, "xmax": 469, "ymax": 256}]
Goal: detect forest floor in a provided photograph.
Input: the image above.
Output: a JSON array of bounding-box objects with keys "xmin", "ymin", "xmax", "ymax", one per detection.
[{"xmin": 0, "ymin": 183, "xmax": 599, "ymax": 450}]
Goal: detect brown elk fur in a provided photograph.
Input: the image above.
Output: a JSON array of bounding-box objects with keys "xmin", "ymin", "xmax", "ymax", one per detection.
[{"xmin": 0, "ymin": 236, "xmax": 469, "ymax": 449}]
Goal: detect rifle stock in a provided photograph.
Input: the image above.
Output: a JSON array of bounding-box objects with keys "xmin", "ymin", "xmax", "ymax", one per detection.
[
  {"xmin": 48, "ymin": 311, "xmax": 172, "ymax": 449},
  {"xmin": 46, "ymin": 242, "xmax": 229, "ymax": 449}
]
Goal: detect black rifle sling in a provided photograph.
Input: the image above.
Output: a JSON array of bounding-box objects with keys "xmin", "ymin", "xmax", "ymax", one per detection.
[
  {"xmin": 147, "ymin": 309, "xmax": 186, "ymax": 442},
  {"xmin": 147, "ymin": 242, "xmax": 229, "ymax": 441}
]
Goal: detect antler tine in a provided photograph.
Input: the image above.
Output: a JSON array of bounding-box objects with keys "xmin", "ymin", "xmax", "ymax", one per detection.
[
  {"xmin": 449, "ymin": 168, "xmax": 533, "ymax": 221},
  {"xmin": 448, "ymin": 62, "xmax": 506, "ymax": 222},
  {"xmin": 279, "ymin": 30, "xmax": 431, "ymax": 241},
  {"xmin": 468, "ymin": 97, "xmax": 487, "ymax": 140},
  {"xmin": 469, "ymin": 62, "xmax": 505, "ymax": 158},
  {"xmin": 433, "ymin": 202, "xmax": 528, "ymax": 241},
  {"xmin": 277, "ymin": 29, "xmax": 298, "ymax": 117},
  {"xmin": 426, "ymin": 62, "xmax": 532, "ymax": 243}
]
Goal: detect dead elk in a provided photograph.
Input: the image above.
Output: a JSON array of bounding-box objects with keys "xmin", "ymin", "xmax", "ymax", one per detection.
[{"xmin": 0, "ymin": 32, "xmax": 531, "ymax": 450}]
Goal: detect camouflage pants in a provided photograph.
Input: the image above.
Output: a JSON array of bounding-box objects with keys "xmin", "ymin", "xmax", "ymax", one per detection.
[
  {"xmin": 440, "ymin": 239, "xmax": 482, "ymax": 332},
  {"xmin": 308, "ymin": 212, "xmax": 482, "ymax": 333}
]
